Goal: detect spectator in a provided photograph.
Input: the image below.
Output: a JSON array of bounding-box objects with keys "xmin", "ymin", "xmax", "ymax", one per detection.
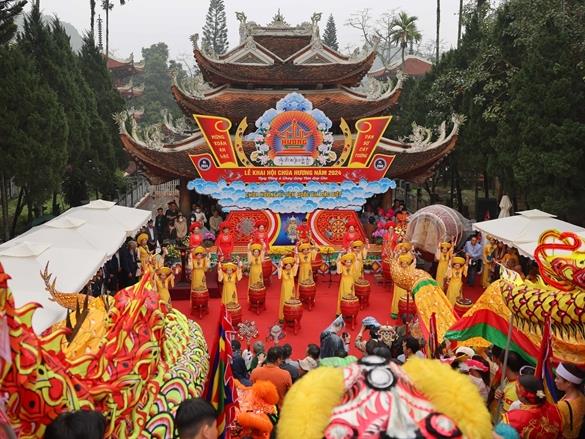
[
  {"xmin": 174, "ymin": 398, "xmax": 218, "ymax": 439},
  {"xmin": 145, "ymin": 219, "xmax": 157, "ymax": 250},
  {"xmin": 248, "ymin": 341, "xmax": 265, "ymax": 372},
  {"xmin": 175, "ymin": 213, "xmax": 188, "ymax": 241},
  {"xmin": 208, "ymin": 210, "xmax": 222, "ymax": 235},
  {"xmin": 190, "ymin": 204, "xmax": 207, "ymax": 227},
  {"xmin": 397, "ymin": 336, "xmax": 424, "ymax": 363},
  {"xmin": 231, "ymin": 339, "xmax": 251, "ymax": 386},
  {"xmin": 165, "ymin": 201, "xmax": 179, "ymax": 225},
  {"xmin": 320, "ymin": 316, "xmax": 345, "ymax": 359},
  {"xmin": 44, "ymin": 410, "xmax": 106, "ymax": 439},
  {"xmin": 104, "ymin": 254, "xmax": 119, "ymax": 294},
  {"xmin": 279, "ymin": 344, "xmax": 300, "ymax": 382},
  {"xmin": 493, "ymin": 351, "xmax": 524, "ymax": 417},
  {"xmin": 154, "ymin": 207, "xmax": 167, "ymax": 242},
  {"xmin": 118, "ymin": 240, "xmax": 138, "ymax": 287},
  {"xmin": 250, "ymin": 346, "xmax": 292, "ymax": 407},
  {"xmin": 464, "ymin": 235, "xmax": 483, "ymax": 286},
  {"xmin": 298, "ymin": 344, "xmax": 320, "ymax": 376}
]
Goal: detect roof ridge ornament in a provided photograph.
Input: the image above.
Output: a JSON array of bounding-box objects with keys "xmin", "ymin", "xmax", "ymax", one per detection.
[
  {"xmin": 236, "ymin": 11, "xmax": 248, "ymax": 43},
  {"xmin": 269, "ymin": 9, "xmax": 289, "ymax": 27}
]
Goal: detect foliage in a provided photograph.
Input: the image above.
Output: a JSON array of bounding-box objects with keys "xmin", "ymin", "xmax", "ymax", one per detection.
[
  {"xmin": 137, "ymin": 42, "xmax": 180, "ymax": 125},
  {"xmin": 394, "ymin": 0, "xmax": 585, "ymax": 224},
  {"xmin": 323, "ymin": 14, "xmax": 339, "ymax": 51},
  {"xmin": 0, "ymin": 44, "xmax": 68, "ymax": 215},
  {"xmin": 346, "ymin": 9, "xmax": 401, "ymax": 66},
  {"xmin": 0, "ymin": 0, "xmax": 26, "ymax": 45},
  {"xmin": 389, "ymin": 11, "xmax": 422, "ymax": 65},
  {"xmin": 202, "ymin": 0, "xmax": 228, "ymax": 55}
]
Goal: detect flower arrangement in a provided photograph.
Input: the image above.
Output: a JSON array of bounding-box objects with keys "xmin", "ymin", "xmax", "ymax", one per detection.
[
  {"xmin": 372, "ymin": 228, "xmax": 386, "ymax": 245},
  {"xmin": 166, "ymin": 244, "xmax": 181, "ymax": 261}
]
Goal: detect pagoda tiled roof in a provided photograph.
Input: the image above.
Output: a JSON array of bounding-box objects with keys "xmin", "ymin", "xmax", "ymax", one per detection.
[
  {"xmin": 171, "ymin": 82, "xmax": 402, "ymax": 128},
  {"xmin": 194, "ymin": 47, "xmax": 376, "ymax": 87},
  {"xmin": 369, "ymin": 55, "xmax": 433, "ymax": 79},
  {"xmin": 118, "ymin": 113, "xmax": 462, "ymax": 185}
]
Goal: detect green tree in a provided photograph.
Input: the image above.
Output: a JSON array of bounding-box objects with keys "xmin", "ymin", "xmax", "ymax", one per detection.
[
  {"xmin": 0, "ymin": 44, "xmax": 68, "ymax": 237},
  {"xmin": 0, "ymin": 0, "xmax": 26, "ymax": 45},
  {"xmin": 19, "ymin": 6, "xmax": 94, "ymax": 206},
  {"xmin": 137, "ymin": 42, "xmax": 179, "ymax": 124},
  {"xmin": 78, "ymin": 34, "xmax": 126, "ymax": 199},
  {"xmin": 323, "ymin": 14, "xmax": 339, "ymax": 50},
  {"xmin": 390, "ymin": 12, "xmax": 422, "ymax": 66},
  {"xmin": 202, "ymin": 0, "xmax": 228, "ymax": 55},
  {"xmin": 435, "ymin": 0, "xmax": 440, "ymax": 63}
]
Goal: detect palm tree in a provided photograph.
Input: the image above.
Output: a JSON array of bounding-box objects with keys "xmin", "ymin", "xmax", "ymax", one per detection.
[
  {"xmin": 457, "ymin": 0, "xmax": 463, "ymax": 47},
  {"xmin": 389, "ymin": 11, "xmax": 422, "ymax": 67},
  {"xmin": 101, "ymin": 0, "xmax": 126, "ymax": 57},
  {"xmin": 436, "ymin": 0, "xmax": 440, "ymax": 64},
  {"xmin": 90, "ymin": 0, "xmax": 96, "ymax": 37}
]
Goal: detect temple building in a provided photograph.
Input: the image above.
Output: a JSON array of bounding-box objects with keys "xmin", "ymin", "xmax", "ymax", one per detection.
[
  {"xmin": 369, "ymin": 55, "xmax": 433, "ymax": 81},
  {"xmin": 107, "ymin": 54, "xmax": 145, "ymax": 102},
  {"xmin": 117, "ymin": 13, "xmax": 461, "ymax": 214}
]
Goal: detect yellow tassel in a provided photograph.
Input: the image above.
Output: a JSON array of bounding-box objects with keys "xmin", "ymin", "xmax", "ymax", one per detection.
[
  {"xmin": 403, "ymin": 357, "xmax": 493, "ymax": 439},
  {"xmin": 278, "ymin": 367, "xmax": 345, "ymax": 439}
]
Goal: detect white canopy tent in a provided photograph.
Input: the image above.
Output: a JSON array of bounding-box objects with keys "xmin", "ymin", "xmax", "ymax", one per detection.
[
  {"xmin": 473, "ymin": 209, "xmax": 585, "ymax": 259},
  {"xmin": 0, "ymin": 201, "xmax": 150, "ymax": 334},
  {"xmin": 0, "ymin": 242, "xmax": 107, "ymax": 333},
  {"xmin": 59, "ymin": 200, "xmax": 150, "ymax": 237}
]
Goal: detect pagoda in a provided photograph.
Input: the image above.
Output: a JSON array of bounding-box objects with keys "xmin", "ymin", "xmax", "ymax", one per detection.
[{"xmin": 117, "ymin": 12, "xmax": 462, "ymax": 214}]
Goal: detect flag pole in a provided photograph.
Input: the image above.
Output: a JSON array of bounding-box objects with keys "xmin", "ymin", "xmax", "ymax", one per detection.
[{"xmin": 495, "ymin": 313, "xmax": 514, "ymax": 424}]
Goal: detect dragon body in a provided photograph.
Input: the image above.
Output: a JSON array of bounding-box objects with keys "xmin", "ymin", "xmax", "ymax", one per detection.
[{"xmin": 0, "ymin": 264, "xmax": 209, "ymax": 438}]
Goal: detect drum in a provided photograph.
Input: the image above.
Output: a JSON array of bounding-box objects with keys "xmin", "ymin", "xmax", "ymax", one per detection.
[
  {"xmin": 283, "ymin": 299, "xmax": 303, "ymax": 334},
  {"xmin": 354, "ymin": 280, "xmax": 370, "ymax": 309},
  {"xmin": 190, "ymin": 288, "xmax": 209, "ymax": 318},
  {"xmin": 454, "ymin": 297, "xmax": 473, "ymax": 318},
  {"xmin": 312, "ymin": 252, "xmax": 323, "ymax": 274},
  {"xmin": 340, "ymin": 295, "xmax": 360, "ymax": 329},
  {"xmin": 248, "ymin": 284, "xmax": 266, "ymax": 314},
  {"xmin": 298, "ymin": 281, "xmax": 317, "ymax": 310},
  {"xmin": 398, "ymin": 294, "xmax": 416, "ymax": 316},
  {"xmin": 226, "ymin": 302, "xmax": 242, "ymax": 327}
]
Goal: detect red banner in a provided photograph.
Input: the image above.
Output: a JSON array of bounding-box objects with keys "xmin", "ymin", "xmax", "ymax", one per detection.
[
  {"xmin": 348, "ymin": 116, "xmax": 392, "ymax": 167},
  {"xmin": 192, "ymin": 114, "xmax": 238, "ymax": 167},
  {"xmin": 189, "ymin": 153, "xmax": 395, "ymax": 183}
]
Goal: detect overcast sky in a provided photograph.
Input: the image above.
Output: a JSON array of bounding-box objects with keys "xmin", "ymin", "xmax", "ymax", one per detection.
[{"xmin": 31, "ymin": 0, "xmax": 461, "ymax": 64}]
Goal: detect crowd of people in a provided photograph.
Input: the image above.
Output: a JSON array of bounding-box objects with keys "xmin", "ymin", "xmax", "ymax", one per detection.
[{"xmin": 42, "ymin": 310, "xmax": 585, "ymax": 438}]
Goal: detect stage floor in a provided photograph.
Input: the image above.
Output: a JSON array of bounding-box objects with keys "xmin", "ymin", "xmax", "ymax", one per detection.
[{"xmin": 173, "ymin": 273, "xmax": 485, "ymax": 358}]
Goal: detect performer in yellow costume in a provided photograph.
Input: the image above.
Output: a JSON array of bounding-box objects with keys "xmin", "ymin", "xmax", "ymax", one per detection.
[
  {"xmin": 435, "ymin": 241, "xmax": 453, "ymax": 291},
  {"xmin": 137, "ymin": 233, "xmax": 151, "ymax": 270},
  {"xmin": 218, "ymin": 261, "xmax": 243, "ymax": 304},
  {"xmin": 155, "ymin": 266, "xmax": 174, "ymax": 304},
  {"xmin": 247, "ymin": 242, "xmax": 265, "ymax": 289},
  {"xmin": 336, "ymin": 252, "xmax": 356, "ymax": 315},
  {"xmin": 350, "ymin": 240, "xmax": 369, "ymax": 281},
  {"xmin": 190, "ymin": 246, "xmax": 209, "ymax": 291},
  {"xmin": 297, "ymin": 242, "xmax": 316, "ymax": 284},
  {"xmin": 446, "ymin": 256, "xmax": 467, "ymax": 305},
  {"xmin": 278, "ymin": 256, "xmax": 298, "ymax": 320},
  {"xmin": 391, "ymin": 242, "xmax": 415, "ymax": 319},
  {"xmin": 481, "ymin": 235, "xmax": 495, "ymax": 288}
]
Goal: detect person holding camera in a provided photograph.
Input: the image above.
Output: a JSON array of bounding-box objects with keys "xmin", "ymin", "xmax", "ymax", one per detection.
[
  {"xmin": 464, "ymin": 234, "xmax": 483, "ymax": 287},
  {"xmin": 354, "ymin": 316, "xmax": 381, "ymax": 354}
]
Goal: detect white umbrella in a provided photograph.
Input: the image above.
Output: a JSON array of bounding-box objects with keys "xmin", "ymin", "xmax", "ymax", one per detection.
[{"xmin": 498, "ymin": 195, "xmax": 513, "ymax": 218}]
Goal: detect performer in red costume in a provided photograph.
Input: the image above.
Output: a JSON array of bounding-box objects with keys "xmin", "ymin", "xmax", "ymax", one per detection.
[
  {"xmin": 502, "ymin": 375, "xmax": 562, "ymax": 439},
  {"xmin": 342, "ymin": 220, "xmax": 360, "ymax": 251},
  {"xmin": 381, "ymin": 221, "xmax": 397, "ymax": 259},
  {"xmin": 189, "ymin": 222, "xmax": 204, "ymax": 248},
  {"xmin": 215, "ymin": 222, "xmax": 234, "ymax": 261},
  {"xmin": 251, "ymin": 219, "xmax": 271, "ymax": 250},
  {"xmin": 296, "ymin": 222, "xmax": 311, "ymax": 245}
]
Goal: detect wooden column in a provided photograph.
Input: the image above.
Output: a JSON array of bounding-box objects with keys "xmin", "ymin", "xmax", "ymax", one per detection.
[{"xmin": 179, "ymin": 177, "xmax": 191, "ymax": 216}]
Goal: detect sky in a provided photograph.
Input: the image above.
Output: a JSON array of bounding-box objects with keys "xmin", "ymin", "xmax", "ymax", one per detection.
[{"xmin": 30, "ymin": 0, "xmax": 461, "ymax": 64}]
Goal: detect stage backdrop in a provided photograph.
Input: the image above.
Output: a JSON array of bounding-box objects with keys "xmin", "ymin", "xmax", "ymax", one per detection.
[{"xmin": 187, "ymin": 92, "xmax": 393, "ymax": 247}]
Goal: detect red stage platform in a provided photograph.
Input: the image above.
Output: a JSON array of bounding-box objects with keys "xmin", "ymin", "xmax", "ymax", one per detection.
[{"xmin": 172, "ymin": 273, "xmax": 484, "ymax": 358}]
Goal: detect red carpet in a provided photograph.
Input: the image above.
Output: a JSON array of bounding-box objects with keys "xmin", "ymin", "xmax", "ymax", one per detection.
[
  {"xmin": 173, "ymin": 273, "xmax": 484, "ymax": 358},
  {"xmin": 173, "ymin": 275, "xmax": 482, "ymax": 358}
]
